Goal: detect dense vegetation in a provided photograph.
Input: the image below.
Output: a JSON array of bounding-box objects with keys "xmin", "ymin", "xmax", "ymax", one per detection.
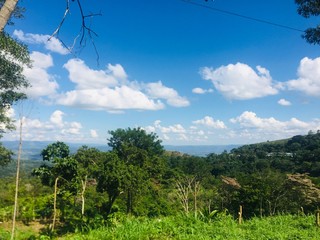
[{"xmin": 1, "ymin": 128, "xmax": 320, "ymax": 239}]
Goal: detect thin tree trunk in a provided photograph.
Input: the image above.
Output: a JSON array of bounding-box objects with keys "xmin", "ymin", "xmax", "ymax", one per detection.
[
  {"xmin": 107, "ymin": 194, "xmax": 118, "ymax": 216},
  {"xmin": 193, "ymin": 181, "xmax": 200, "ymax": 218},
  {"xmin": 81, "ymin": 176, "xmax": 87, "ymax": 216},
  {"xmin": 126, "ymin": 189, "xmax": 132, "ymax": 215},
  {"xmin": 10, "ymin": 116, "xmax": 23, "ymax": 240},
  {"xmin": 52, "ymin": 177, "xmax": 59, "ymax": 231},
  {"xmin": 0, "ymin": 0, "xmax": 19, "ymax": 32}
]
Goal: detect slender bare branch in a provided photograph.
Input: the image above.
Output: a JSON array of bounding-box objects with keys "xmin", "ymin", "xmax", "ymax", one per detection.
[
  {"xmin": 49, "ymin": 0, "xmax": 70, "ymax": 41},
  {"xmin": 49, "ymin": 0, "xmax": 101, "ymax": 62}
]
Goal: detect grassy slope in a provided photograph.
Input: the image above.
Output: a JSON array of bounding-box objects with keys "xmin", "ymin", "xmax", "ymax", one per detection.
[
  {"xmin": 60, "ymin": 214, "xmax": 319, "ymax": 240},
  {"xmin": 2, "ymin": 214, "xmax": 317, "ymax": 240}
]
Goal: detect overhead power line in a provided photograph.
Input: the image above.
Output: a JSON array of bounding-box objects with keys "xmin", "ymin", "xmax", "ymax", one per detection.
[{"xmin": 181, "ymin": 0, "xmax": 304, "ymax": 33}]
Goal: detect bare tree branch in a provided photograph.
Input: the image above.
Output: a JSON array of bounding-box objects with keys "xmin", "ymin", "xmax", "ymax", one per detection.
[{"xmin": 49, "ymin": 0, "xmax": 102, "ymax": 62}]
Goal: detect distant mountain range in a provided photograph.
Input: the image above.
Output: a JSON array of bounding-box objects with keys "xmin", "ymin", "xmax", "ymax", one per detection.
[
  {"xmin": 1, "ymin": 141, "xmax": 241, "ymax": 160},
  {"xmin": 164, "ymin": 144, "xmax": 240, "ymax": 156}
]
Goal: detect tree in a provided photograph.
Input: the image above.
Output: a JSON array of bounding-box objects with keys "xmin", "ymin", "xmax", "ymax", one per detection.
[
  {"xmin": 0, "ymin": 1, "xmax": 29, "ymax": 131},
  {"xmin": 0, "ymin": 1, "xmax": 29, "ymax": 172},
  {"xmin": 103, "ymin": 127, "xmax": 166, "ymax": 215},
  {"xmin": 74, "ymin": 146, "xmax": 102, "ymax": 216},
  {"xmin": 108, "ymin": 127, "xmax": 164, "ymax": 160},
  {"xmin": 96, "ymin": 152, "xmax": 127, "ymax": 216},
  {"xmin": 0, "ymin": 32, "xmax": 30, "ymax": 134},
  {"xmin": 295, "ymin": 0, "xmax": 320, "ymax": 44},
  {"xmin": 33, "ymin": 142, "xmax": 78, "ymax": 231}
]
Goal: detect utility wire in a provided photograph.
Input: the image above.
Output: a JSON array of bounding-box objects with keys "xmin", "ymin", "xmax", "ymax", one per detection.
[{"xmin": 181, "ymin": 0, "xmax": 305, "ymax": 33}]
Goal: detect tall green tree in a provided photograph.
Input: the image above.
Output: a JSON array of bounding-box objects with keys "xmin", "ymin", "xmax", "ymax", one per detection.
[
  {"xmin": 102, "ymin": 127, "xmax": 166, "ymax": 215},
  {"xmin": 96, "ymin": 151, "xmax": 127, "ymax": 216}
]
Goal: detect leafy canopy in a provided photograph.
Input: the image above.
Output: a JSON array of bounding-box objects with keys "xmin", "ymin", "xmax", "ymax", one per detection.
[{"xmin": 295, "ymin": 0, "xmax": 320, "ymax": 44}]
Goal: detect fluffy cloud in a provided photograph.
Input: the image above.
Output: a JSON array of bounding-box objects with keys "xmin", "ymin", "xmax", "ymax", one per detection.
[
  {"xmin": 63, "ymin": 59, "xmax": 119, "ymax": 89},
  {"xmin": 57, "ymin": 86, "xmax": 165, "ymax": 111},
  {"xmin": 144, "ymin": 120, "xmax": 188, "ymax": 142},
  {"xmin": 13, "ymin": 30, "xmax": 69, "ymax": 55},
  {"xmin": 144, "ymin": 119, "xmax": 225, "ymax": 144},
  {"xmin": 286, "ymin": 57, "xmax": 320, "ymax": 97},
  {"xmin": 58, "ymin": 59, "xmax": 188, "ymax": 111},
  {"xmin": 200, "ymin": 63, "xmax": 279, "ymax": 100},
  {"xmin": 145, "ymin": 81, "xmax": 190, "ymax": 107},
  {"xmin": 23, "ymin": 51, "xmax": 59, "ymax": 98},
  {"xmin": 90, "ymin": 130, "xmax": 99, "ymax": 138},
  {"xmin": 4, "ymin": 110, "xmax": 89, "ymax": 142},
  {"xmin": 62, "ymin": 122, "xmax": 82, "ymax": 135},
  {"xmin": 278, "ymin": 98, "xmax": 291, "ymax": 106},
  {"xmin": 50, "ymin": 110, "xmax": 64, "ymax": 128},
  {"xmin": 193, "ymin": 116, "xmax": 226, "ymax": 129},
  {"xmin": 192, "ymin": 87, "xmax": 213, "ymax": 94},
  {"xmin": 144, "ymin": 113, "xmax": 320, "ymax": 145},
  {"xmin": 230, "ymin": 111, "xmax": 315, "ymax": 136},
  {"xmin": 218, "ymin": 111, "xmax": 320, "ymax": 143}
]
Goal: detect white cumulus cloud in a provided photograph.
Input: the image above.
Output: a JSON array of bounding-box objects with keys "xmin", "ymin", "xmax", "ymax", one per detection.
[
  {"xmin": 200, "ymin": 63, "xmax": 279, "ymax": 100},
  {"xmin": 286, "ymin": 57, "xmax": 320, "ymax": 97},
  {"xmin": 193, "ymin": 116, "xmax": 226, "ymax": 129},
  {"xmin": 50, "ymin": 110, "xmax": 64, "ymax": 128},
  {"xmin": 278, "ymin": 98, "xmax": 291, "ymax": 106},
  {"xmin": 192, "ymin": 87, "xmax": 213, "ymax": 94},
  {"xmin": 62, "ymin": 122, "xmax": 82, "ymax": 135},
  {"xmin": 57, "ymin": 59, "xmax": 188, "ymax": 111},
  {"xmin": 13, "ymin": 30, "xmax": 69, "ymax": 55},
  {"xmin": 226, "ymin": 111, "xmax": 320, "ymax": 143},
  {"xmin": 145, "ymin": 81, "xmax": 190, "ymax": 107},
  {"xmin": 63, "ymin": 59, "xmax": 119, "ymax": 89},
  {"xmin": 3, "ymin": 110, "xmax": 92, "ymax": 142},
  {"xmin": 23, "ymin": 51, "xmax": 59, "ymax": 98},
  {"xmin": 230, "ymin": 111, "xmax": 314, "ymax": 135}
]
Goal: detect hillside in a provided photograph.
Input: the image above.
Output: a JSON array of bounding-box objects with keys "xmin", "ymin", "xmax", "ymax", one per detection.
[{"xmin": 1, "ymin": 131, "xmax": 320, "ymax": 239}]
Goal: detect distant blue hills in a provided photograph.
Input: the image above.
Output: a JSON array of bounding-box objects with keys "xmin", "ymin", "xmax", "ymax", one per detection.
[
  {"xmin": 1, "ymin": 141, "xmax": 241, "ymax": 160},
  {"xmin": 164, "ymin": 144, "xmax": 240, "ymax": 156}
]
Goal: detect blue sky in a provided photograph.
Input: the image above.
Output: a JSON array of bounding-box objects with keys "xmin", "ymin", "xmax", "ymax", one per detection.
[{"xmin": 3, "ymin": 0, "xmax": 320, "ymax": 145}]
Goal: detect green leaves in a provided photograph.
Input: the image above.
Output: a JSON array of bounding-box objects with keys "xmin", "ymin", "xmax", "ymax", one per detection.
[
  {"xmin": 295, "ymin": 0, "xmax": 320, "ymax": 18},
  {"xmin": 0, "ymin": 143, "xmax": 12, "ymax": 166},
  {"xmin": 41, "ymin": 141, "xmax": 70, "ymax": 162},
  {"xmin": 0, "ymin": 32, "xmax": 30, "ymax": 135},
  {"xmin": 295, "ymin": 0, "xmax": 320, "ymax": 45},
  {"xmin": 108, "ymin": 127, "xmax": 164, "ymax": 159}
]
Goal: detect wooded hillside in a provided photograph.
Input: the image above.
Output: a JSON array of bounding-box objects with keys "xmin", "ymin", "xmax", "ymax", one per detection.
[{"xmin": 1, "ymin": 129, "xmax": 320, "ymax": 237}]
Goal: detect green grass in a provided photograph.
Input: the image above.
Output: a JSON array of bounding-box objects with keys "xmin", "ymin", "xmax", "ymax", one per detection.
[
  {"xmin": 1, "ymin": 214, "xmax": 319, "ymax": 239},
  {"xmin": 59, "ymin": 214, "xmax": 319, "ymax": 240}
]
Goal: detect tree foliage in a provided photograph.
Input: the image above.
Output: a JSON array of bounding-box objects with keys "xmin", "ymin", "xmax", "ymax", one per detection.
[
  {"xmin": 0, "ymin": 143, "xmax": 12, "ymax": 166},
  {"xmin": 100, "ymin": 128, "xmax": 167, "ymax": 215},
  {"xmin": 0, "ymin": 32, "xmax": 30, "ymax": 135},
  {"xmin": 295, "ymin": 0, "xmax": 320, "ymax": 44},
  {"xmin": 0, "ymin": 0, "xmax": 29, "ymax": 133},
  {"xmin": 2, "ymin": 130, "xmax": 320, "ymax": 235}
]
